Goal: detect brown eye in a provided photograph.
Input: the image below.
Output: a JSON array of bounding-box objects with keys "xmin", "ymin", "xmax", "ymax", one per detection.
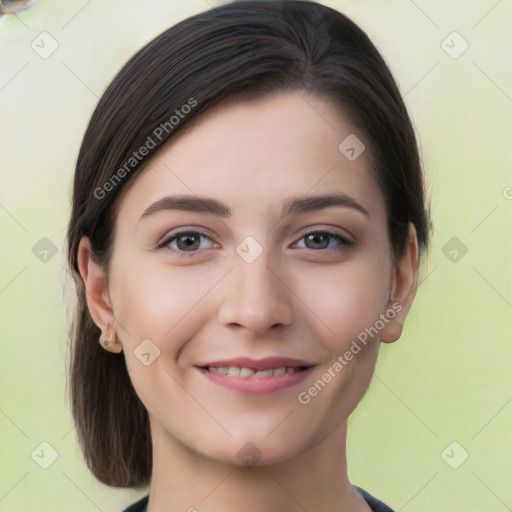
[
  {"xmin": 296, "ymin": 231, "xmax": 352, "ymax": 250},
  {"xmin": 176, "ymin": 233, "xmax": 201, "ymax": 251},
  {"xmin": 159, "ymin": 231, "xmax": 217, "ymax": 255}
]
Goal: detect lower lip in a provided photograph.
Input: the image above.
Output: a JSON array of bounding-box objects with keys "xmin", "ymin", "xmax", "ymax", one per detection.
[{"xmin": 196, "ymin": 366, "xmax": 315, "ymax": 395}]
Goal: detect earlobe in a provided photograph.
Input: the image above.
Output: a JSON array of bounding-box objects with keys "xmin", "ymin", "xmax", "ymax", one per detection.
[
  {"xmin": 99, "ymin": 321, "xmax": 123, "ymax": 353},
  {"xmin": 380, "ymin": 223, "xmax": 420, "ymax": 344},
  {"xmin": 380, "ymin": 303, "xmax": 403, "ymax": 343},
  {"xmin": 77, "ymin": 236, "xmax": 115, "ymax": 338}
]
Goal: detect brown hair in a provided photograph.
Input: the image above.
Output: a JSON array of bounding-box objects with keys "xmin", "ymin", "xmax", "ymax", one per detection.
[{"xmin": 66, "ymin": 0, "xmax": 431, "ymax": 488}]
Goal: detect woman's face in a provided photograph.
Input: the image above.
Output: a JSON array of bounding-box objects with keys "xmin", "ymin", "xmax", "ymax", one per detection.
[{"xmin": 88, "ymin": 91, "xmax": 415, "ymax": 465}]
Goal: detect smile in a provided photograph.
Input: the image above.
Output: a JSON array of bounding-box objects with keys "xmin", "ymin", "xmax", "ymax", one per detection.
[
  {"xmin": 203, "ymin": 365, "xmax": 308, "ymax": 377},
  {"xmin": 195, "ymin": 365, "xmax": 314, "ymax": 394}
]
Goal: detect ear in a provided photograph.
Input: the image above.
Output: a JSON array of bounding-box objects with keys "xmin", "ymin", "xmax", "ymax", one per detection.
[
  {"xmin": 381, "ymin": 223, "xmax": 420, "ymax": 343},
  {"xmin": 77, "ymin": 236, "xmax": 118, "ymax": 352}
]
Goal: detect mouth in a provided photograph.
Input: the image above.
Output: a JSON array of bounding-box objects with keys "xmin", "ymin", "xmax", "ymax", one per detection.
[
  {"xmin": 197, "ymin": 365, "xmax": 311, "ymax": 378},
  {"xmin": 194, "ymin": 357, "xmax": 315, "ymax": 394}
]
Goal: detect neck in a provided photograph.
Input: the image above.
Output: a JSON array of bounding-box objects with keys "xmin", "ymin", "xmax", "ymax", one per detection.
[{"xmin": 146, "ymin": 419, "xmax": 371, "ymax": 512}]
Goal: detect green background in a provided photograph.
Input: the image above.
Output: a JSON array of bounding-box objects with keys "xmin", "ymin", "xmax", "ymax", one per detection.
[{"xmin": 1, "ymin": 1, "xmax": 511, "ymax": 510}]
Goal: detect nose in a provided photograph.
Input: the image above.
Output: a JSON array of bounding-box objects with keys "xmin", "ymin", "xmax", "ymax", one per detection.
[{"xmin": 217, "ymin": 251, "xmax": 293, "ymax": 335}]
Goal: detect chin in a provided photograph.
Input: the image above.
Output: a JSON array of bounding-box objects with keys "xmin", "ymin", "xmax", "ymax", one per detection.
[{"xmin": 205, "ymin": 436, "xmax": 311, "ymax": 468}]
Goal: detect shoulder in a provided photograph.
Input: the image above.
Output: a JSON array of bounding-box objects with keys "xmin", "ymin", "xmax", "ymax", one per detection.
[
  {"xmin": 121, "ymin": 494, "xmax": 149, "ymax": 512},
  {"xmin": 355, "ymin": 486, "xmax": 396, "ymax": 512}
]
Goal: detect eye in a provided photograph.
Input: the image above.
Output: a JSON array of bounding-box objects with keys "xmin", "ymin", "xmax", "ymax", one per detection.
[
  {"xmin": 294, "ymin": 230, "xmax": 352, "ymax": 250},
  {"xmin": 157, "ymin": 228, "xmax": 352, "ymax": 256},
  {"xmin": 158, "ymin": 230, "xmax": 218, "ymax": 255}
]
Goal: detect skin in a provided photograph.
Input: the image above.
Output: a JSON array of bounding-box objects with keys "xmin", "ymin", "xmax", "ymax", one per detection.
[{"xmin": 78, "ymin": 91, "xmax": 419, "ymax": 512}]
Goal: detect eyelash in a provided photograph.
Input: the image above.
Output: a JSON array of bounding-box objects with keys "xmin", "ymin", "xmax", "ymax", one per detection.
[{"xmin": 157, "ymin": 229, "xmax": 353, "ymax": 258}]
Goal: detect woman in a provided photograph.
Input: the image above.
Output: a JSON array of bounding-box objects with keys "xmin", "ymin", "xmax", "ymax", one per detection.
[{"xmin": 66, "ymin": 1, "xmax": 430, "ymax": 511}]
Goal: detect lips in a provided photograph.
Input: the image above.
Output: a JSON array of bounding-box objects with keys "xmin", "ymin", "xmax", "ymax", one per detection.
[
  {"xmin": 195, "ymin": 358, "xmax": 316, "ymax": 394},
  {"xmin": 206, "ymin": 366, "xmax": 302, "ymax": 378},
  {"xmin": 194, "ymin": 356, "xmax": 316, "ymax": 394},
  {"xmin": 196, "ymin": 356, "xmax": 314, "ymax": 372}
]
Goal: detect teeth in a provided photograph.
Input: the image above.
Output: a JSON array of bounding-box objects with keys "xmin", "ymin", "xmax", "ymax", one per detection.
[
  {"xmin": 207, "ymin": 366, "xmax": 301, "ymax": 377},
  {"xmin": 227, "ymin": 367, "xmax": 240, "ymax": 377},
  {"xmin": 239, "ymin": 367, "xmax": 255, "ymax": 377},
  {"xmin": 254, "ymin": 369, "xmax": 273, "ymax": 377}
]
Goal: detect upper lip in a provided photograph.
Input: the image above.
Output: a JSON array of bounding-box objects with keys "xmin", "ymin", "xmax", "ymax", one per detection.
[{"xmin": 197, "ymin": 357, "xmax": 315, "ymax": 371}]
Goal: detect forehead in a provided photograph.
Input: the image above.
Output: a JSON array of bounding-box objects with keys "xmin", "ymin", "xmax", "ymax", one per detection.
[{"xmin": 115, "ymin": 91, "xmax": 385, "ymax": 223}]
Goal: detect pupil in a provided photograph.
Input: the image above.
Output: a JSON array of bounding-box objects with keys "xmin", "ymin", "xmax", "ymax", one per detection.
[
  {"xmin": 307, "ymin": 233, "xmax": 328, "ymax": 249},
  {"xmin": 179, "ymin": 234, "xmax": 199, "ymax": 251}
]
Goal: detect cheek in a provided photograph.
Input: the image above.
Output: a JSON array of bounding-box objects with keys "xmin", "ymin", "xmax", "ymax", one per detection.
[
  {"xmin": 108, "ymin": 254, "xmax": 228, "ymax": 398},
  {"xmin": 110, "ymin": 252, "xmax": 213, "ymax": 338},
  {"xmin": 298, "ymin": 252, "xmax": 391, "ymax": 351},
  {"xmin": 108, "ymin": 256, "xmax": 204, "ymax": 411}
]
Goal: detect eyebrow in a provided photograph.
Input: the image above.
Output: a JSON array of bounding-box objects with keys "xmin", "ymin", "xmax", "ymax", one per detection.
[{"xmin": 139, "ymin": 192, "xmax": 370, "ymax": 221}]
